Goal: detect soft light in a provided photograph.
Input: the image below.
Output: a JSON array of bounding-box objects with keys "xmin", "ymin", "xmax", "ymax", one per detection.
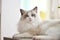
[{"xmin": 40, "ymin": 11, "xmax": 46, "ymax": 19}]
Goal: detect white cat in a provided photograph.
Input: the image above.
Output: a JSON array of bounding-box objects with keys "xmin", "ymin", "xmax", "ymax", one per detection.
[
  {"xmin": 13, "ymin": 7, "xmax": 41, "ymax": 40},
  {"xmin": 13, "ymin": 7, "xmax": 60, "ymax": 40}
]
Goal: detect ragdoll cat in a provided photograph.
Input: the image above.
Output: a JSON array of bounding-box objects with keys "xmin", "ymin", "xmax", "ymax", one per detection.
[
  {"xmin": 13, "ymin": 6, "xmax": 60, "ymax": 40},
  {"xmin": 13, "ymin": 7, "xmax": 41, "ymax": 40}
]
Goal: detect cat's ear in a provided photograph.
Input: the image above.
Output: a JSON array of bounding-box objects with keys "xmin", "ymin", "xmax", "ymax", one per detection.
[
  {"xmin": 20, "ymin": 9, "xmax": 25, "ymax": 15},
  {"xmin": 33, "ymin": 6, "xmax": 37, "ymax": 13}
]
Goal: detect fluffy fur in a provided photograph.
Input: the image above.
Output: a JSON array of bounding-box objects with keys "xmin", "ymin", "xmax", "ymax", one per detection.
[
  {"xmin": 13, "ymin": 7, "xmax": 60, "ymax": 40},
  {"xmin": 33, "ymin": 21, "xmax": 60, "ymax": 40}
]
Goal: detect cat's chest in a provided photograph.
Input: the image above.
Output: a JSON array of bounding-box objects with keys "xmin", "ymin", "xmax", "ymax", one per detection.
[
  {"xmin": 18, "ymin": 21, "xmax": 38, "ymax": 32},
  {"xmin": 20, "ymin": 22, "xmax": 38, "ymax": 28}
]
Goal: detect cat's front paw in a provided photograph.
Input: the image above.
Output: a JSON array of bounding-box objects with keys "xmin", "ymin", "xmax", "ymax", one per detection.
[
  {"xmin": 13, "ymin": 33, "xmax": 20, "ymax": 39},
  {"xmin": 13, "ymin": 32, "xmax": 33, "ymax": 40}
]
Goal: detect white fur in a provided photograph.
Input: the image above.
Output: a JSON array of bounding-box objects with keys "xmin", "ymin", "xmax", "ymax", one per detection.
[
  {"xmin": 33, "ymin": 21, "xmax": 60, "ymax": 40},
  {"xmin": 13, "ymin": 20, "xmax": 60, "ymax": 40}
]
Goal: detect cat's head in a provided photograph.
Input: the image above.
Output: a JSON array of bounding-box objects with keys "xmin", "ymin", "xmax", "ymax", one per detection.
[{"xmin": 20, "ymin": 7, "xmax": 38, "ymax": 23}]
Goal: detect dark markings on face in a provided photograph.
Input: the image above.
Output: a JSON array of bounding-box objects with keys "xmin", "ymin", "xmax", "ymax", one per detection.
[
  {"xmin": 20, "ymin": 6, "xmax": 37, "ymax": 19},
  {"xmin": 24, "ymin": 14, "xmax": 29, "ymax": 18},
  {"xmin": 23, "ymin": 13, "xmax": 36, "ymax": 19}
]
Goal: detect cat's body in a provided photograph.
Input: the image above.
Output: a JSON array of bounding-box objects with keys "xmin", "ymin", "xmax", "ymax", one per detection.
[
  {"xmin": 13, "ymin": 7, "xmax": 60, "ymax": 40},
  {"xmin": 37, "ymin": 21, "xmax": 60, "ymax": 40}
]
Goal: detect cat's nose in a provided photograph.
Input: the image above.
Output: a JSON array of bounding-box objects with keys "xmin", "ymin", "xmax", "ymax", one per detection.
[
  {"xmin": 29, "ymin": 18, "xmax": 32, "ymax": 21},
  {"xmin": 29, "ymin": 18, "xmax": 31, "ymax": 19}
]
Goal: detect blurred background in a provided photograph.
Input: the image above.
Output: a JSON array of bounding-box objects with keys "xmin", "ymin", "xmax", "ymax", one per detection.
[{"xmin": 1, "ymin": 0, "xmax": 60, "ymax": 40}]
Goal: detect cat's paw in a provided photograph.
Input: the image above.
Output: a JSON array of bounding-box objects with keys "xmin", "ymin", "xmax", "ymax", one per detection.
[
  {"xmin": 13, "ymin": 32, "xmax": 33, "ymax": 39},
  {"xmin": 13, "ymin": 33, "xmax": 20, "ymax": 39}
]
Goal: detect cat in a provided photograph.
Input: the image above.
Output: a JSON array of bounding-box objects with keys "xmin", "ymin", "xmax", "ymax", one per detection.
[
  {"xmin": 13, "ymin": 6, "xmax": 60, "ymax": 40},
  {"xmin": 13, "ymin": 7, "xmax": 41, "ymax": 40}
]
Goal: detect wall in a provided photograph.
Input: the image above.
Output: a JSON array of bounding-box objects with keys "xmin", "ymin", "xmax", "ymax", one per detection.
[
  {"xmin": 0, "ymin": 0, "xmax": 1, "ymax": 40},
  {"xmin": 0, "ymin": 0, "xmax": 1, "ymax": 14},
  {"xmin": 2, "ymin": 0, "xmax": 20, "ymax": 38}
]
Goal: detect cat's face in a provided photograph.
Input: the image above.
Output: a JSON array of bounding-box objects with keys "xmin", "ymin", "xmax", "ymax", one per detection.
[{"xmin": 20, "ymin": 7, "xmax": 38, "ymax": 23}]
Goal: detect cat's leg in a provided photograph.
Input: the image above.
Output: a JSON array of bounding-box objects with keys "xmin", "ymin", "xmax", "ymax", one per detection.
[
  {"xmin": 33, "ymin": 35, "xmax": 58, "ymax": 40},
  {"xmin": 13, "ymin": 32, "xmax": 33, "ymax": 40}
]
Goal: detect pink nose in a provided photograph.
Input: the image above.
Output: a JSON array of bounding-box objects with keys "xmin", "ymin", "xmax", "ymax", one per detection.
[
  {"xmin": 29, "ymin": 18, "xmax": 32, "ymax": 21},
  {"xmin": 29, "ymin": 18, "xmax": 31, "ymax": 19}
]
